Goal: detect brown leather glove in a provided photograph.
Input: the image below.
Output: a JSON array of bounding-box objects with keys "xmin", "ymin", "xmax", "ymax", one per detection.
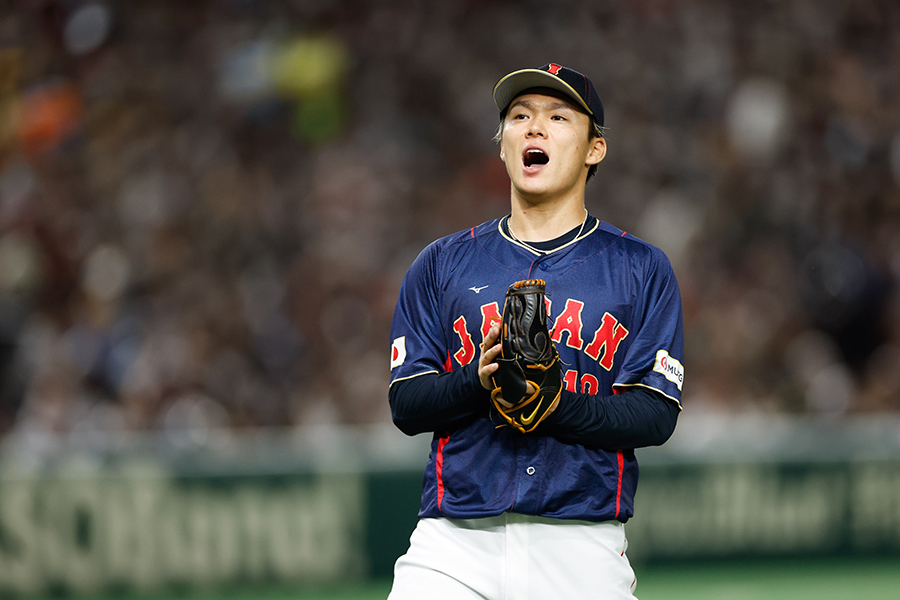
[{"xmin": 490, "ymin": 279, "xmax": 562, "ymax": 433}]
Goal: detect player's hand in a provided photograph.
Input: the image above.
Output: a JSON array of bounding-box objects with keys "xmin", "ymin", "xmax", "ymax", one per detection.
[
  {"xmin": 480, "ymin": 322, "xmax": 539, "ymax": 396},
  {"xmin": 478, "ymin": 322, "xmax": 502, "ymax": 390}
]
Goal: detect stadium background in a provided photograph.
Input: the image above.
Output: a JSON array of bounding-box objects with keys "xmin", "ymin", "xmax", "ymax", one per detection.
[{"xmin": 0, "ymin": 0, "xmax": 899, "ymax": 598}]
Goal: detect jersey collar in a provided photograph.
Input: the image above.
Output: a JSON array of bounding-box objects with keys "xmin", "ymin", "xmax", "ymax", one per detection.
[{"xmin": 499, "ymin": 214, "xmax": 599, "ymax": 255}]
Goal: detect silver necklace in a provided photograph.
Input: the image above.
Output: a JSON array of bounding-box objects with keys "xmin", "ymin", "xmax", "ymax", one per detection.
[{"xmin": 507, "ymin": 208, "xmax": 589, "ymax": 253}]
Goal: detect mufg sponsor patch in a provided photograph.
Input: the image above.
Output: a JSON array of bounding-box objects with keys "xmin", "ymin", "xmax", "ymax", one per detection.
[
  {"xmin": 391, "ymin": 336, "xmax": 406, "ymax": 369},
  {"xmin": 653, "ymin": 349, "xmax": 684, "ymax": 390}
]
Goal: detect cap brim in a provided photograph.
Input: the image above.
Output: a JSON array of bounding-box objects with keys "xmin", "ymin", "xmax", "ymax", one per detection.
[{"xmin": 492, "ymin": 69, "xmax": 593, "ymax": 116}]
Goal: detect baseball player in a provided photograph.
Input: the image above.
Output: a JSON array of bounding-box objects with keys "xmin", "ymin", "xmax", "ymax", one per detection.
[{"xmin": 387, "ymin": 64, "xmax": 684, "ymax": 599}]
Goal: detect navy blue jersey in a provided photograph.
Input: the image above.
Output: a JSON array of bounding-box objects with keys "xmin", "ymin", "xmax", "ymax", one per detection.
[{"xmin": 389, "ymin": 215, "xmax": 684, "ymax": 523}]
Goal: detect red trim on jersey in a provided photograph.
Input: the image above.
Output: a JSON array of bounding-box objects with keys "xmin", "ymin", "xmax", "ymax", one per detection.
[
  {"xmin": 470, "ymin": 227, "xmax": 475, "ymax": 238},
  {"xmin": 436, "ymin": 433, "xmax": 450, "ymax": 511},
  {"xmin": 615, "ymin": 450, "xmax": 624, "ymax": 519},
  {"xmin": 612, "ymin": 388, "xmax": 624, "ymax": 518},
  {"xmin": 621, "ymin": 231, "xmax": 627, "ymax": 237},
  {"xmin": 527, "ymin": 256, "xmax": 541, "ymax": 279},
  {"xmin": 443, "ymin": 350, "xmax": 453, "ymax": 372}
]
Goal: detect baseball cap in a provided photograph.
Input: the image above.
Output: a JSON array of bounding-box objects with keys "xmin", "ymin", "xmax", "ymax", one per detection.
[{"xmin": 492, "ymin": 63, "xmax": 604, "ymax": 127}]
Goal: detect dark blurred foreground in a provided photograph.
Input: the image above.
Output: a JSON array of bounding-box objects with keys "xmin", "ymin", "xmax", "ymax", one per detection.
[{"xmin": 0, "ymin": 415, "xmax": 897, "ymax": 595}]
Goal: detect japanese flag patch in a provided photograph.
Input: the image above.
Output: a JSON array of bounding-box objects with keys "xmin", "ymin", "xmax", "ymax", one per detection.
[
  {"xmin": 390, "ymin": 336, "xmax": 406, "ymax": 369},
  {"xmin": 653, "ymin": 349, "xmax": 684, "ymax": 391}
]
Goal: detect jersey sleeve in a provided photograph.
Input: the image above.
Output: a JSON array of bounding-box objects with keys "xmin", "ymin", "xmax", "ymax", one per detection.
[
  {"xmin": 390, "ymin": 241, "xmax": 449, "ymax": 385},
  {"xmin": 612, "ymin": 245, "xmax": 685, "ymax": 407}
]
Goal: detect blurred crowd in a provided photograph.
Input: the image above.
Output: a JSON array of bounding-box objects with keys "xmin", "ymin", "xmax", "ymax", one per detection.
[{"xmin": 0, "ymin": 0, "xmax": 898, "ymax": 450}]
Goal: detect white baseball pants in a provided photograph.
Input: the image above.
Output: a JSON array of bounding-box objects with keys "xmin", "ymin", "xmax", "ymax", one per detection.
[{"xmin": 387, "ymin": 513, "xmax": 638, "ymax": 599}]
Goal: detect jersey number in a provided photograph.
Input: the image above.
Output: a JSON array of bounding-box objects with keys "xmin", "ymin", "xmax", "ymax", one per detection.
[{"xmin": 563, "ymin": 370, "xmax": 600, "ymax": 394}]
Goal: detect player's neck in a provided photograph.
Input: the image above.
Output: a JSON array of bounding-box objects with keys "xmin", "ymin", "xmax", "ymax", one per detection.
[{"xmin": 508, "ymin": 197, "xmax": 588, "ymax": 243}]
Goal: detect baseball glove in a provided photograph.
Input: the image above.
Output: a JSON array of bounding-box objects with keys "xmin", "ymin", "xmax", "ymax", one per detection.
[{"xmin": 490, "ymin": 279, "xmax": 562, "ymax": 433}]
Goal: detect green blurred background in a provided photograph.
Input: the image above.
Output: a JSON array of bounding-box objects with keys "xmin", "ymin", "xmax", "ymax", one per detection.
[{"xmin": 0, "ymin": 0, "xmax": 899, "ymax": 598}]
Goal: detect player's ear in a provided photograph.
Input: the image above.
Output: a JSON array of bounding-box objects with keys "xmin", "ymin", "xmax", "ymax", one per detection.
[
  {"xmin": 494, "ymin": 120, "xmax": 506, "ymax": 161},
  {"xmin": 586, "ymin": 136, "xmax": 606, "ymax": 166}
]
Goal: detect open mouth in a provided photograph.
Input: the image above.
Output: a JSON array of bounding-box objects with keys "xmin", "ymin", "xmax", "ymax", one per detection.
[{"xmin": 523, "ymin": 148, "xmax": 549, "ymax": 167}]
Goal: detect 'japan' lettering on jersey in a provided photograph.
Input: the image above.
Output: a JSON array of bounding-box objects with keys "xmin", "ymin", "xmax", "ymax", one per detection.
[{"xmin": 389, "ymin": 216, "xmax": 684, "ymax": 523}]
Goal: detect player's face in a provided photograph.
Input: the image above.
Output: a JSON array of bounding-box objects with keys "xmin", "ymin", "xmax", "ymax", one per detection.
[{"xmin": 499, "ymin": 92, "xmax": 606, "ymax": 203}]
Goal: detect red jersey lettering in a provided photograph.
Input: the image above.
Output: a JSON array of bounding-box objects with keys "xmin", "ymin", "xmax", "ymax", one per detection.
[
  {"xmin": 480, "ymin": 302, "xmax": 501, "ymax": 341},
  {"xmin": 551, "ymin": 299, "xmax": 586, "ymax": 350},
  {"xmin": 452, "ymin": 316, "xmax": 476, "ymax": 366},
  {"xmin": 585, "ymin": 312, "xmax": 629, "ymax": 371}
]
